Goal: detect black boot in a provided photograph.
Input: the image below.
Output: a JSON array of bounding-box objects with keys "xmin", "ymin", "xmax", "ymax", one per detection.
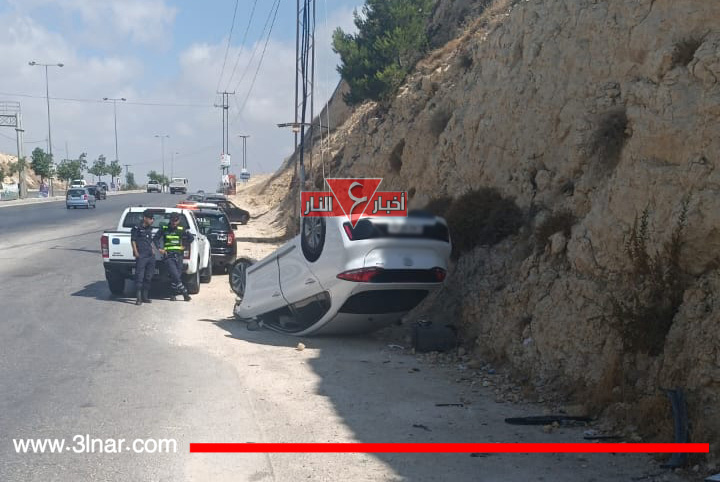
[
  {"xmin": 182, "ymin": 288, "xmax": 191, "ymax": 302},
  {"xmin": 136, "ymin": 290, "xmax": 143, "ymax": 306},
  {"xmin": 142, "ymin": 288, "xmax": 152, "ymax": 303}
]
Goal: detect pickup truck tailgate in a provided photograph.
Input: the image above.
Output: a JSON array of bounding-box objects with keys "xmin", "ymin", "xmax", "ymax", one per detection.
[{"xmin": 102, "ymin": 231, "xmax": 135, "ymax": 261}]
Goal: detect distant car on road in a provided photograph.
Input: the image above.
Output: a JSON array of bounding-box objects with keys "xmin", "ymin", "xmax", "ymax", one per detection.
[
  {"xmin": 169, "ymin": 177, "xmax": 189, "ymax": 195},
  {"xmin": 70, "ymin": 179, "xmax": 86, "ymax": 188},
  {"xmin": 66, "ymin": 188, "xmax": 96, "ymax": 209},
  {"xmin": 146, "ymin": 180, "xmax": 161, "ymax": 193},
  {"xmin": 230, "ymin": 213, "xmax": 451, "ymax": 335},
  {"xmin": 85, "ymin": 184, "xmax": 106, "ymax": 200},
  {"xmin": 96, "ymin": 181, "xmax": 109, "ymax": 192}
]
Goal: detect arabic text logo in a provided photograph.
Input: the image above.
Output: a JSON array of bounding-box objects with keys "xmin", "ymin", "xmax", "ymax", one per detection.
[{"xmin": 301, "ymin": 178, "xmax": 407, "ymax": 226}]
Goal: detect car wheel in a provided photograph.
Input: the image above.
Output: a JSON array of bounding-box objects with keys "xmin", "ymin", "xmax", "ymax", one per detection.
[
  {"xmin": 199, "ymin": 262, "xmax": 213, "ymax": 283},
  {"xmin": 106, "ymin": 273, "xmax": 125, "ymax": 295},
  {"xmin": 301, "ymin": 217, "xmax": 325, "ymax": 262},
  {"xmin": 184, "ymin": 264, "xmax": 201, "ymax": 294},
  {"xmin": 66, "ymin": 205, "xmax": 70, "ymax": 209},
  {"xmin": 229, "ymin": 258, "xmax": 253, "ymax": 298}
]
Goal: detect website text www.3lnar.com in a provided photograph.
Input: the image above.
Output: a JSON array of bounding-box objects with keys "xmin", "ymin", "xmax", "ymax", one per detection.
[{"xmin": 13, "ymin": 435, "xmax": 178, "ymax": 454}]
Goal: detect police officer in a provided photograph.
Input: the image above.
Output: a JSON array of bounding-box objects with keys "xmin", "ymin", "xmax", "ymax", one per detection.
[
  {"xmin": 131, "ymin": 210, "xmax": 157, "ymax": 306},
  {"xmin": 154, "ymin": 212, "xmax": 194, "ymax": 301}
]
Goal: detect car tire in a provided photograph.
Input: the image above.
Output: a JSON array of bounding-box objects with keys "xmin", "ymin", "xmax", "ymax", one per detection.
[
  {"xmin": 106, "ymin": 273, "xmax": 125, "ymax": 295},
  {"xmin": 301, "ymin": 217, "xmax": 325, "ymax": 262},
  {"xmin": 66, "ymin": 205, "xmax": 70, "ymax": 209},
  {"xmin": 200, "ymin": 262, "xmax": 212, "ymax": 283},
  {"xmin": 229, "ymin": 258, "xmax": 253, "ymax": 298},
  {"xmin": 185, "ymin": 264, "xmax": 201, "ymax": 294}
]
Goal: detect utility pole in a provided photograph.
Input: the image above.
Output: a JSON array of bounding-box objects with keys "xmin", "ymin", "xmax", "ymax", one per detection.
[
  {"xmin": 29, "ymin": 61, "xmax": 64, "ymax": 197},
  {"xmin": 215, "ymin": 91, "xmax": 234, "ymax": 193},
  {"xmin": 154, "ymin": 134, "xmax": 169, "ymax": 191},
  {"xmin": 237, "ymin": 135, "xmax": 250, "ymax": 183},
  {"xmin": 103, "ymin": 97, "xmax": 126, "ymax": 167}
]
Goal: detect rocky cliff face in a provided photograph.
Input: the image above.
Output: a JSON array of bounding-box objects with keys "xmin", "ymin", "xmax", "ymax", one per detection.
[{"xmin": 281, "ymin": 0, "xmax": 720, "ymax": 458}]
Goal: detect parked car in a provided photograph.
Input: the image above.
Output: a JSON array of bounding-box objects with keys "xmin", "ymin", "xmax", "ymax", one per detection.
[
  {"xmin": 100, "ymin": 207, "xmax": 212, "ymax": 295},
  {"xmin": 66, "ymin": 188, "xmax": 96, "ymax": 209},
  {"xmin": 194, "ymin": 209, "xmax": 238, "ymax": 272},
  {"xmin": 146, "ymin": 180, "xmax": 161, "ymax": 193},
  {"xmin": 96, "ymin": 181, "xmax": 109, "ymax": 192},
  {"xmin": 210, "ymin": 199, "xmax": 250, "ymax": 225},
  {"xmin": 229, "ymin": 213, "xmax": 451, "ymax": 335},
  {"xmin": 85, "ymin": 184, "xmax": 106, "ymax": 200}
]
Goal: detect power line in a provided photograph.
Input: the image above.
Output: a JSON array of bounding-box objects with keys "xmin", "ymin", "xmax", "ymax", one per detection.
[
  {"xmin": 228, "ymin": 0, "xmax": 280, "ymax": 105},
  {"xmin": 231, "ymin": 0, "xmax": 282, "ymax": 125},
  {"xmin": 215, "ymin": 0, "xmax": 241, "ymax": 94},
  {"xmin": 0, "ymin": 91, "xmax": 213, "ymax": 108},
  {"xmin": 224, "ymin": 0, "xmax": 259, "ymax": 91}
]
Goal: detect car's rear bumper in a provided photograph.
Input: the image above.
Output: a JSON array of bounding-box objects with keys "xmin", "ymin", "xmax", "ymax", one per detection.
[
  {"xmin": 104, "ymin": 259, "xmax": 189, "ymax": 280},
  {"xmin": 66, "ymin": 200, "xmax": 91, "ymax": 207},
  {"xmin": 211, "ymin": 250, "xmax": 236, "ymax": 268}
]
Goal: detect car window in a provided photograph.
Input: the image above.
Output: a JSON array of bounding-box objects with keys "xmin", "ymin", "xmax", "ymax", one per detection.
[
  {"xmin": 122, "ymin": 212, "xmax": 190, "ymax": 229},
  {"xmin": 195, "ymin": 214, "xmax": 230, "ymax": 233},
  {"xmin": 68, "ymin": 189, "xmax": 85, "ymax": 196}
]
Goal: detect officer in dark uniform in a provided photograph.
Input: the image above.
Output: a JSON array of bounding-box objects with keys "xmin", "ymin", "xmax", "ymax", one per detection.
[
  {"xmin": 154, "ymin": 212, "xmax": 194, "ymax": 301},
  {"xmin": 131, "ymin": 210, "xmax": 157, "ymax": 306}
]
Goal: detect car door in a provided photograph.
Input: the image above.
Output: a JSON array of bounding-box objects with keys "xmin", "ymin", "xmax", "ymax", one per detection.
[
  {"xmin": 277, "ymin": 241, "xmax": 322, "ymax": 305},
  {"xmin": 240, "ymin": 255, "xmax": 287, "ymax": 315}
]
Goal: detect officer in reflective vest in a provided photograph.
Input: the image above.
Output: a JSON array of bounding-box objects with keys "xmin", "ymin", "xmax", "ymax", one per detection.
[
  {"xmin": 154, "ymin": 212, "xmax": 194, "ymax": 301},
  {"xmin": 131, "ymin": 209, "xmax": 157, "ymax": 306}
]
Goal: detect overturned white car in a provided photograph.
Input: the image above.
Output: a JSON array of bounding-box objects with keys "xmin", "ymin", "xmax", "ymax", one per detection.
[{"xmin": 229, "ymin": 212, "xmax": 451, "ymax": 335}]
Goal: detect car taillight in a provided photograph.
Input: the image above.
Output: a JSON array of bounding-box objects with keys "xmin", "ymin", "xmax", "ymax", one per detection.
[
  {"xmin": 227, "ymin": 230, "xmax": 235, "ymax": 246},
  {"xmin": 184, "ymin": 249, "xmax": 190, "ymax": 259},
  {"xmin": 83, "ymin": 194, "xmax": 88, "ymax": 200},
  {"xmin": 432, "ymin": 267, "xmax": 447, "ymax": 282},
  {"xmin": 343, "ymin": 224, "xmax": 353, "ymax": 240},
  {"xmin": 100, "ymin": 235, "xmax": 109, "ymax": 258},
  {"xmin": 337, "ymin": 267, "xmax": 383, "ymax": 283}
]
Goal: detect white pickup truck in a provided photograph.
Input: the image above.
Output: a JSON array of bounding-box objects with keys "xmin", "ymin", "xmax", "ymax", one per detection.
[{"xmin": 101, "ymin": 207, "xmax": 213, "ymax": 296}]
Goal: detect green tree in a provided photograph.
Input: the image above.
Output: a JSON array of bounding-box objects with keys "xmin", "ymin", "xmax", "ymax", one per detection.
[
  {"xmin": 108, "ymin": 160, "xmax": 122, "ymax": 186},
  {"xmin": 125, "ymin": 172, "xmax": 137, "ymax": 190},
  {"xmin": 30, "ymin": 147, "xmax": 55, "ymax": 183},
  {"xmin": 56, "ymin": 156, "xmax": 87, "ymax": 187},
  {"xmin": 147, "ymin": 170, "xmax": 169, "ymax": 186},
  {"xmin": 88, "ymin": 154, "xmax": 108, "ymax": 182},
  {"xmin": 0, "ymin": 164, "xmax": 6, "ymax": 183},
  {"xmin": 332, "ymin": 0, "xmax": 434, "ymax": 104}
]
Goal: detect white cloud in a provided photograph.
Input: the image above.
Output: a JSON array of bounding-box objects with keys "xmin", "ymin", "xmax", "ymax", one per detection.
[{"xmin": 7, "ymin": 0, "xmax": 177, "ymax": 49}]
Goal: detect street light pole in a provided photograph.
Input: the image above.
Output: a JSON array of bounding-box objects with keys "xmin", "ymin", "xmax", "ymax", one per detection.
[
  {"xmin": 154, "ymin": 134, "xmax": 169, "ymax": 191},
  {"xmin": 29, "ymin": 60, "xmax": 64, "ymax": 196},
  {"xmin": 103, "ymin": 97, "xmax": 126, "ymax": 187},
  {"xmin": 171, "ymin": 152, "xmax": 179, "ymax": 179}
]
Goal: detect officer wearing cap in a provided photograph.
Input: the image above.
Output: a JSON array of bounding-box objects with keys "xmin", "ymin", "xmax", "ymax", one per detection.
[
  {"xmin": 154, "ymin": 212, "xmax": 194, "ymax": 301},
  {"xmin": 131, "ymin": 210, "xmax": 157, "ymax": 306}
]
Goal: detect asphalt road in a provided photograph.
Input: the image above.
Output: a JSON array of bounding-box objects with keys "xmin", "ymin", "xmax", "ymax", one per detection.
[{"xmin": 0, "ymin": 193, "xmax": 268, "ymax": 480}]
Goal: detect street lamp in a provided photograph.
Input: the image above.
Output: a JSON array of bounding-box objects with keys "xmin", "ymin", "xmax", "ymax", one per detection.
[
  {"xmin": 29, "ymin": 60, "xmax": 64, "ymax": 196},
  {"xmin": 102, "ymin": 97, "xmax": 126, "ymax": 161},
  {"xmin": 103, "ymin": 97, "xmax": 126, "ymax": 187},
  {"xmin": 171, "ymin": 151, "xmax": 179, "ymax": 179},
  {"xmin": 154, "ymin": 134, "xmax": 169, "ymax": 191}
]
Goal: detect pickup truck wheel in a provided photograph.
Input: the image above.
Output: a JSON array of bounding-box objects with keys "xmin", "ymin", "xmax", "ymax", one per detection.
[
  {"xmin": 106, "ymin": 273, "xmax": 125, "ymax": 295},
  {"xmin": 185, "ymin": 265, "xmax": 200, "ymax": 294},
  {"xmin": 200, "ymin": 262, "xmax": 212, "ymax": 283}
]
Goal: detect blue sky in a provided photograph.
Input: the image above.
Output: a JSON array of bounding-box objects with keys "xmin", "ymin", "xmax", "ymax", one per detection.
[{"xmin": 0, "ymin": 0, "xmax": 361, "ymax": 191}]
